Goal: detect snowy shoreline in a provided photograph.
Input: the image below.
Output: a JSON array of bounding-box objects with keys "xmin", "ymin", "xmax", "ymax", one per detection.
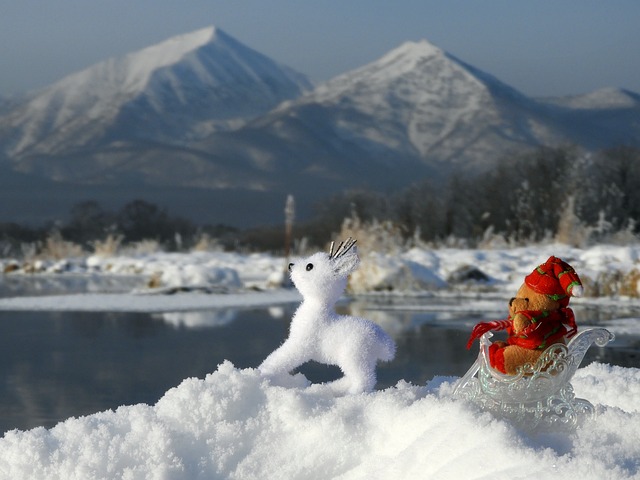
[{"xmin": 4, "ymin": 241, "xmax": 640, "ymax": 294}]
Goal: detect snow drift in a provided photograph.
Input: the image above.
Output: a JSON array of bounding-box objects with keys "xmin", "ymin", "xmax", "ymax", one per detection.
[{"xmin": 0, "ymin": 361, "xmax": 638, "ymax": 479}]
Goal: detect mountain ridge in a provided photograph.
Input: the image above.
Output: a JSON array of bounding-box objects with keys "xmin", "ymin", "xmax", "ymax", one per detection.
[
  {"xmin": 0, "ymin": 27, "xmax": 639, "ymax": 226},
  {"xmin": 542, "ymin": 87, "xmax": 640, "ymax": 110},
  {"xmin": 253, "ymin": 38, "xmax": 575, "ymax": 174}
]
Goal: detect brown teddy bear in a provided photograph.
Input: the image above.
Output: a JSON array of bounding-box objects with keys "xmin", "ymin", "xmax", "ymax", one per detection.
[{"xmin": 466, "ymin": 256, "xmax": 583, "ymax": 375}]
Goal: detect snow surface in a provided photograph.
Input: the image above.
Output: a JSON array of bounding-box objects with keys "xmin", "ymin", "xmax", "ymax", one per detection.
[
  {"xmin": 0, "ymin": 361, "xmax": 638, "ymax": 479},
  {"xmin": 1, "ymin": 243, "xmax": 640, "ymax": 479}
]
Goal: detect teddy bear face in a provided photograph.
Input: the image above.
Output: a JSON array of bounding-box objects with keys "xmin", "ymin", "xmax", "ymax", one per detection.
[{"xmin": 508, "ymin": 282, "xmax": 561, "ymax": 317}]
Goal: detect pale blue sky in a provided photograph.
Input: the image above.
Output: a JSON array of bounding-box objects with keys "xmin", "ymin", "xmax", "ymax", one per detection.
[{"xmin": 1, "ymin": 0, "xmax": 639, "ymax": 98}]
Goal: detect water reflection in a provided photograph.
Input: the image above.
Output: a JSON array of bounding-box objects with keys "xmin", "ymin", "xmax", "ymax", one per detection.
[
  {"xmin": 0, "ymin": 309, "xmax": 280, "ymax": 433},
  {"xmin": 0, "ymin": 298, "xmax": 637, "ymax": 434},
  {"xmin": 154, "ymin": 310, "xmax": 238, "ymax": 328}
]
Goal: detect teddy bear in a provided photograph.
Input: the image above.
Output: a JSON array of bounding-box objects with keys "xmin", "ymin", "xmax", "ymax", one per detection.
[{"xmin": 466, "ymin": 256, "xmax": 583, "ymax": 375}]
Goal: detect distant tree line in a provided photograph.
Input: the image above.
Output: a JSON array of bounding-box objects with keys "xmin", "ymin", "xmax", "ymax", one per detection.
[
  {"xmin": 299, "ymin": 145, "xmax": 640, "ymax": 248},
  {"xmin": 0, "ymin": 199, "xmax": 239, "ymax": 258},
  {"xmin": 1, "ymin": 145, "xmax": 639, "ymax": 257}
]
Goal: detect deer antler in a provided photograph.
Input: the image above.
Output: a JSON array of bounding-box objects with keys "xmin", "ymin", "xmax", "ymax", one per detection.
[{"xmin": 328, "ymin": 237, "xmax": 357, "ymax": 259}]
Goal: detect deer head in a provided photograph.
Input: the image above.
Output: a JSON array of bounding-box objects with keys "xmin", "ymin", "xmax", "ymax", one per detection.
[{"xmin": 288, "ymin": 238, "xmax": 359, "ymax": 302}]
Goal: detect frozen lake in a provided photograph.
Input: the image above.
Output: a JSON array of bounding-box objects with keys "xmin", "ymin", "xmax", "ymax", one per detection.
[{"xmin": 0, "ymin": 286, "xmax": 634, "ymax": 434}]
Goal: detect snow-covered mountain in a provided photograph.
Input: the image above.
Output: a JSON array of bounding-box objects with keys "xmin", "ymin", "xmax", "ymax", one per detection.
[
  {"xmin": 0, "ymin": 27, "xmax": 312, "ymax": 159},
  {"xmin": 0, "ymin": 28, "xmax": 639, "ymax": 226},
  {"xmin": 244, "ymin": 39, "xmax": 562, "ymax": 174},
  {"xmin": 191, "ymin": 39, "xmax": 640, "ymax": 185}
]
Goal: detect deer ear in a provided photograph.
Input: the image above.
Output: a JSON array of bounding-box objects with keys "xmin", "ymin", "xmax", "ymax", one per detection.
[{"xmin": 333, "ymin": 247, "xmax": 360, "ymax": 276}]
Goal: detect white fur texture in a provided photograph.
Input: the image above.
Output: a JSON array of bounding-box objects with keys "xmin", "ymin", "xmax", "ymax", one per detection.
[{"xmin": 259, "ymin": 247, "xmax": 396, "ymax": 394}]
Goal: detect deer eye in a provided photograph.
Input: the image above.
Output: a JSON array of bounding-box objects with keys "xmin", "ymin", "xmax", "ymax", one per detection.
[
  {"xmin": 306, "ymin": 263, "xmax": 314, "ymax": 271},
  {"xmin": 288, "ymin": 263, "xmax": 294, "ymax": 272}
]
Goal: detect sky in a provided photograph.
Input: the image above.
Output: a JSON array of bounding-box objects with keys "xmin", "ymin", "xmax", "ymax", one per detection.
[{"xmin": 1, "ymin": 1, "xmax": 640, "ymax": 99}]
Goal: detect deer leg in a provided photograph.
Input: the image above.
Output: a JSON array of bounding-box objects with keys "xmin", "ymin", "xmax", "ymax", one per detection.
[
  {"xmin": 336, "ymin": 356, "xmax": 377, "ymax": 394},
  {"xmin": 258, "ymin": 339, "xmax": 309, "ymax": 376}
]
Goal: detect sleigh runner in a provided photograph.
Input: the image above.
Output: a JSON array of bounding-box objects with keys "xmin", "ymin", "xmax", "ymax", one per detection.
[{"xmin": 453, "ymin": 327, "xmax": 614, "ymax": 431}]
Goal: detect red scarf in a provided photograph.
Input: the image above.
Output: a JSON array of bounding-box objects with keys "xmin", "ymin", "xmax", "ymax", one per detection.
[{"xmin": 466, "ymin": 307, "xmax": 577, "ymax": 350}]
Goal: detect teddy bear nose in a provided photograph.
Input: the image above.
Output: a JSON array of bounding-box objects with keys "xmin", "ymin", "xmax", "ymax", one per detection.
[{"xmin": 509, "ymin": 297, "xmax": 516, "ymax": 306}]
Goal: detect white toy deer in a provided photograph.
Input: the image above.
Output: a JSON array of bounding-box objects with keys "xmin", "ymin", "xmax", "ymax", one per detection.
[{"xmin": 259, "ymin": 238, "xmax": 396, "ymax": 394}]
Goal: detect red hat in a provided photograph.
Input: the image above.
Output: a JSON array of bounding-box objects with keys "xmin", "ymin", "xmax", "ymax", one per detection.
[{"xmin": 525, "ymin": 256, "xmax": 583, "ymax": 305}]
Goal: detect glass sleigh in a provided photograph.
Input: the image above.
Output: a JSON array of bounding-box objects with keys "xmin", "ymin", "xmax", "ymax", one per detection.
[{"xmin": 453, "ymin": 327, "xmax": 614, "ymax": 431}]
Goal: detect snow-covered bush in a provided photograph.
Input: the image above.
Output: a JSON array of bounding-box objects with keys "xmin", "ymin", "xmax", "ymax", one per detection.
[
  {"xmin": 338, "ymin": 216, "xmax": 407, "ymax": 254},
  {"xmin": 149, "ymin": 264, "xmax": 243, "ymax": 292},
  {"xmin": 349, "ymin": 252, "xmax": 446, "ymax": 293},
  {"xmin": 191, "ymin": 233, "xmax": 224, "ymax": 252},
  {"xmin": 37, "ymin": 231, "xmax": 85, "ymax": 260},
  {"xmin": 336, "ymin": 215, "xmax": 444, "ymax": 293}
]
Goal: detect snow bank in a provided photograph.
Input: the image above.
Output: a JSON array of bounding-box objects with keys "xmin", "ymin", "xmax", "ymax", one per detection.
[
  {"xmin": 350, "ymin": 251, "xmax": 447, "ymax": 293},
  {"xmin": 0, "ymin": 361, "xmax": 638, "ymax": 480},
  {"xmin": 76, "ymin": 251, "xmax": 283, "ymax": 291},
  {"xmin": 6, "ymin": 243, "xmax": 640, "ymax": 298},
  {"xmin": 152, "ymin": 264, "xmax": 242, "ymax": 292}
]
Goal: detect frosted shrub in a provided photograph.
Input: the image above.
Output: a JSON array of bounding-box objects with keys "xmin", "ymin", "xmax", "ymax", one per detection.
[
  {"xmin": 582, "ymin": 269, "xmax": 640, "ymax": 297},
  {"xmin": 192, "ymin": 233, "xmax": 223, "ymax": 252},
  {"xmin": 605, "ymin": 219, "xmax": 639, "ymax": 245},
  {"xmin": 555, "ymin": 196, "xmax": 592, "ymax": 247},
  {"xmin": 338, "ymin": 216, "xmax": 406, "ymax": 255},
  {"xmin": 38, "ymin": 231, "xmax": 85, "ymax": 260},
  {"xmin": 91, "ymin": 233, "xmax": 124, "ymax": 257},
  {"xmin": 120, "ymin": 239, "xmax": 162, "ymax": 256}
]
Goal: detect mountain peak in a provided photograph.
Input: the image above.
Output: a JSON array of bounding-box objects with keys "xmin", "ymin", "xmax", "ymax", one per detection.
[
  {"xmin": 364, "ymin": 38, "xmax": 445, "ymax": 77},
  {"xmin": 385, "ymin": 39, "xmax": 443, "ymax": 60},
  {"xmin": 306, "ymin": 35, "xmax": 508, "ymax": 111},
  {"xmin": 307, "ymin": 37, "xmax": 450, "ymax": 103},
  {"xmin": 1, "ymin": 26, "xmax": 312, "ymax": 156},
  {"xmin": 35, "ymin": 26, "xmax": 247, "ymax": 99},
  {"xmin": 145, "ymin": 25, "xmax": 217, "ymax": 57},
  {"xmin": 115, "ymin": 26, "xmax": 221, "ymax": 92}
]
